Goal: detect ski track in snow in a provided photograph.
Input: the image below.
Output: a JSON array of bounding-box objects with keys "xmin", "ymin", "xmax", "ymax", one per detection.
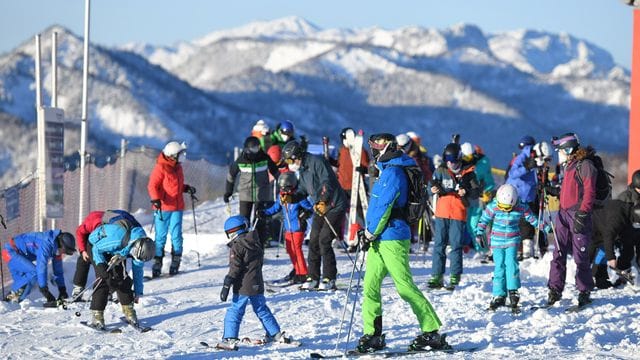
[{"xmin": 1, "ymin": 199, "xmax": 639, "ymax": 359}]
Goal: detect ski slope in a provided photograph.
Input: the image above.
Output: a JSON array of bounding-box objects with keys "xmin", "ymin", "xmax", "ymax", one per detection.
[{"xmin": 1, "ymin": 199, "xmax": 639, "ymax": 359}]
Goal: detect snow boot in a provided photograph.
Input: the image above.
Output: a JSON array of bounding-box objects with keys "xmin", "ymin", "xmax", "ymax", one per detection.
[
  {"xmin": 318, "ymin": 278, "xmax": 336, "ymax": 291},
  {"xmin": 428, "ymin": 275, "xmax": 444, "ymax": 289},
  {"xmin": 300, "ymin": 277, "xmax": 319, "ymax": 290},
  {"xmin": 122, "ymin": 304, "xmax": 138, "ymax": 325},
  {"xmin": 169, "ymin": 255, "xmax": 181, "ymax": 275},
  {"xmin": 5, "ymin": 286, "xmax": 25, "ymax": 303},
  {"xmin": 449, "ymin": 274, "xmax": 460, "ymax": 286},
  {"xmin": 265, "ymin": 331, "xmax": 294, "ymax": 344},
  {"xmin": 219, "ymin": 338, "xmax": 240, "ymax": 350},
  {"xmin": 409, "ymin": 331, "xmax": 451, "ymax": 351},
  {"xmin": 152, "ymin": 256, "xmax": 162, "ymax": 278},
  {"xmin": 547, "ymin": 288, "xmax": 562, "ymax": 306},
  {"xmin": 508, "ymin": 290, "xmax": 520, "ymax": 308},
  {"xmin": 577, "ymin": 291, "xmax": 592, "ymax": 307},
  {"xmin": 356, "ymin": 334, "xmax": 386, "ymax": 353},
  {"xmin": 489, "ymin": 296, "xmax": 506, "ymax": 310},
  {"xmin": 71, "ymin": 285, "xmax": 84, "ymax": 302},
  {"xmin": 91, "ymin": 310, "xmax": 105, "ymax": 330}
]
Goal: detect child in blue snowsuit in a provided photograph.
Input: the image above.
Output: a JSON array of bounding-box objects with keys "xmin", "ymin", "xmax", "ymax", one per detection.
[
  {"xmin": 218, "ymin": 215, "xmax": 294, "ymax": 348},
  {"xmin": 476, "ymin": 184, "xmax": 549, "ymax": 309},
  {"xmin": 3, "ymin": 230, "xmax": 75, "ymax": 304}
]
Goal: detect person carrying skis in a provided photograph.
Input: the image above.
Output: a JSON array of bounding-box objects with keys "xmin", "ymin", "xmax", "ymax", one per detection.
[
  {"xmin": 3, "ymin": 230, "xmax": 75, "ymax": 305},
  {"xmin": 428, "ymin": 143, "xmax": 480, "ymax": 289},
  {"xmin": 258, "ymin": 172, "xmax": 314, "ymax": 284},
  {"xmin": 355, "ymin": 133, "xmax": 448, "ymax": 353},
  {"xmin": 282, "ymin": 140, "xmax": 347, "ymax": 290},
  {"xmin": 147, "ymin": 141, "xmax": 197, "ymax": 277},
  {"xmin": 476, "ymin": 184, "xmax": 549, "ymax": 310},
  {"xmin": 224, "ymin": 136, "xmax": 280, "ymax": 248},
  {"xmin": 88, "ymin": 217, "xmax": 155, "ymax": 329},
  {"xmin": 547, "ymin": 133, "xmax": 597, "ymax": 307},
  {"xmin": 461, "ymin": 142, "xmax": 495, "ymax": 252},
  {"xmin": 590, "ymin": 199, "xmax": 640, "ymax": 288},
  {"xmin": 218, "ymin": 215, "xmax": 295, "ymax": 348}
]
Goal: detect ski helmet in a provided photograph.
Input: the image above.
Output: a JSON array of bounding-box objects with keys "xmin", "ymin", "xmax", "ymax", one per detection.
[
  {"xmin": 395, "ymin": 134, "xmax": 412, "ymax": 152},
  {"xmin": 243, "ymin": 136, "xmax": 261, "ymax": 155},
  {"xmin": 533, "ymin": 141, "xmax": 552, "ymax": 166},
  {"xmin": 252, "ymin": 119, "xmax": 270, "ymax": 136},
  {"xmin": 282, "ymin": 140, "xmax": 305, "ymax": 163},
  {"xmin": 496, "ymin": 184, "xmax": 518, "ymax": 211},
  {"xmin": 519, "ymin": 135, "xmax": 536, "ymax": 149},
  {"xmin": 460, "ymin": 142, "xmax": 474, "ymax": 162},
  {"xmin": 163, "ymin": 141, "xmax": 187, "ymax": 158},
  {"xmin": 278, "ymin": 171, "xmax": 298, "ymax": 193},
  {"xmin": 224, "ymin": 215, "xmax": 249, "ymax": 239},
  {"xmin": 278, "ymin": 120, "xmax": 295, "ymax": 137},
  {"xmin": 340, "ymin": 127, "xmax": 355, "ymax": 141},
  {"xmin": 368, "ymin": 133, "xmax": 396, "ymax": 161},
  {"xmin": 56, "ymin": 232, "xmax": 76, "ymax": 255},
  {"xmin": 406, "ymin": 131, "xmax": 421, "ymax": 144},
  {"xmin": 130, "ymin": 237, "xmax": 155, "ymax": 262},
  {"xmin": 552, "ymin": 132, "xmax": 580, "ymax": 154},
  {"xmin": 631, "ymin": 169, "xmax": 640, "ymax": 189},
  {"xmin": 442, "ymin": 143, "xmax": 461, "ymax": 163}
]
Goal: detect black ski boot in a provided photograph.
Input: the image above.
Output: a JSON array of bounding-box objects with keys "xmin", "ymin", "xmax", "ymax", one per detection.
[
  {"xmin": 169, "ymin": 255, "xmax": 181, "ymax": 275},
  {"xmin": 547, "ymin": 288, "xmax": 562, "ymax": 306},
  {"xmin": 152, "ymin": 256, "xmax": 163, "ymax": 278},
  {"xmin": 577, "ymin": 291, "xmax": 592, "ymax": 307},
  {"xmin": 489, "ymin": 296, "xmax": 506, "ymax": 310},
  {"xmin": 508, "ymin": 290, "xmax": 520, "ymax": 309},
  {"xmin": 409, "ymin": 331, "xmax": 451, "ymax": 351},
  {"xmin": 356, "ymin": 334, "xmax": 386, "ymax": 353}
]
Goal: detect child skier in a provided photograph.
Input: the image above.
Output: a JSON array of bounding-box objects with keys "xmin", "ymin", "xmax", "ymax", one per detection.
[
  {"xmin": 218, "ymin": 215, "xmax": 296, "ymax": 349},
  {"xmin": 476, "ymin": 184, "xmax": 549, "ymax": 310},
  {"xmin": 259, "ymin": 172, "xmax": 314, "ymax": 285}
]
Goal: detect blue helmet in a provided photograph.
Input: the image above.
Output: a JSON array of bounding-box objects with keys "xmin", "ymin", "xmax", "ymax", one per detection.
[
  {"xmin": 519, "ymin": 135, "xmax": 535, "ymax": 149},
  {"xmin": 279, "ymin": 120, "xmax": 295, "ymax": 137},
  {"xmin": 224, "ymin": 215, "xmax": 249, "ymax": 239}
]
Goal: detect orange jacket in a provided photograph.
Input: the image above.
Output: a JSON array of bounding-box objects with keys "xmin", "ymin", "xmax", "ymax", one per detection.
[
  {"xmin": 147, "ymin": 153, "xmax": 186, "ymax": 211},
  {"xmin": 431, "ymin": 166, "xmax": 479, "ymax": 221}
]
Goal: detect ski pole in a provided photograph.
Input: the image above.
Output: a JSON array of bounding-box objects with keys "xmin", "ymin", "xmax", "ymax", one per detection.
[
  {"xmin": 1, "ymin": 214, "xmax": 5, "ymax": 300},
  {"xmin": 190, "ymin": 193, "xmax": 201, "ymax": 267},
  {"xmin": 280, "ymin": 203, "xmax": 295, "ymax": 259},
  {"xmin": 544, "ymin": 200, "xmax": 562, "ymax": 258},
  {"xmin": 323, "ymin": 215, "xmax": 355, "ymax": 266},
  {"xmin": 343, "ymin": 245, "xmax": 367, "ymax": 354},
  {"xmin": 63, "ymin": 277, "xmax": 102, "ymax": 307},
  {"xmin": 275, "ymin": 218, "xmax": 284, "ymax": 258},
  {"xmin": 334, "ymin": 241, "xmax": 364, "ymax": 353}
]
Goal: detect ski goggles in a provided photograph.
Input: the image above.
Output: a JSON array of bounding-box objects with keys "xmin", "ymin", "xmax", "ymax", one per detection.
[
  {"xmin": 496, "ymin": 202, "xmax": 513, "ymax": 212},
  {"xmin": 246, "ymin": 144, "xmax": 260, "ymax": 154},
  {"xmin": 443, "ymin": 154, "xmax": 459, "ymax": 163},
  {"xmin": 284, "ymin": 158, "xmax": 296, "ymax": 165}
]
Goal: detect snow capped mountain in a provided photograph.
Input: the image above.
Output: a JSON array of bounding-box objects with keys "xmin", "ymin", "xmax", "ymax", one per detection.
[{"xmin": 0, "ymin": 18, "xmax": 631, "ymax": 187}]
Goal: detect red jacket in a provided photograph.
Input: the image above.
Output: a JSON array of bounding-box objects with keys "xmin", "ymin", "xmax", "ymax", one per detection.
[
  {"xmin": 76, "ymin": 211, "xmax": 104, "ymax": 253},
  {"xmin": 560, "ymin": 149, "xmax": 597, "ymax": 212},
  {"xmin": 336, "ymin": 146, "xmax": 369, "ymax": 191},
  {"xmin": 147, "ymin": 153, "xmax": 186, "ymax": 211}
]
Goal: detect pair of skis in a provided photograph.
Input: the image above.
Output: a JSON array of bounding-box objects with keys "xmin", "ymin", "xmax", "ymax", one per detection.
[
  {"xmin": 201, "ymin": 335, "xmax": 302, "ymax": 351},
  {"xmin": 80, "ymin": 316, "xmax": 152, "ymax": 333},
  {"xmin": 310, "ymin": 345, "xmax": 481, "ymax": 358},
  {"xmin": 345, "ymin": 130, "xmax": 369, "ymax": 248}
]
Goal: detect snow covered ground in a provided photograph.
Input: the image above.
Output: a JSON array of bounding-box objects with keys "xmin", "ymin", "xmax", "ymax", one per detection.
[{"xmin": 1, "ymin": 199, "xmax": 639, "ymax": 359}]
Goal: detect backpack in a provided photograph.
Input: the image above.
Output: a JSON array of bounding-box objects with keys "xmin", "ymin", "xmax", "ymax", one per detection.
[
  {"xmin": 575, "ymin": 152, "xmax": 613, "ymax": 206},
  {"xmin": 393, "ymin": 165, "xmax": 429, "ymax": 225},
  {"xmin": 101, "ymin": 210, "xmax": 142, "ymax": 247}
]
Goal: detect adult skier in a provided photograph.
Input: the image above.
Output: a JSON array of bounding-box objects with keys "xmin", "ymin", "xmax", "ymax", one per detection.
[
  {"xmin": 461, "ymin": 142, "xmax": 495, "ymax": 251},
  {"xmin": 282, "ymin": 140, "xmax": 347, "ymax": 290},
  {"xmin": 616, "ymin": 169, "xmax": 640, "ymax": 270},
  {"xmin": 88, "ymin": 218, "xmax": 155, "ymax": 329},
  {"xmin": 71, "ymin": 211, "xmax": 104, "ymax": 300},
  {"xmin": 3, "ymin": 230, "xmax": 75, "ymax": 305},
  {"xmin": 148, "ymin": 141, "xmax": 197, "ymax": 277},
  {"xmin": 547, "ymin": 133, "xmax": 596, "ymax": 307},
  {"xmin": 355, "ymin": 133, "xmax": 448, "ymax": 353}
]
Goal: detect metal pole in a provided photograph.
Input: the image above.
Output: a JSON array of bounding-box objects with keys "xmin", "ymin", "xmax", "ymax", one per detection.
[
  {"xmin": 51, "ymin": 31, "xmax": 58, "ymax": 231},
  {"xmin": 35, "ymin": 34, "xmax": 46, "ymax": 232},
  {"xmin": 78, "ymin": 0, "xmax": 91, "ymax": 224},
  {"xmin": 118, "ymin": 139, "xmax": 127, "ymax": 210},
  {"xmin": 629, "ymin": 9, "xmax": 640, "ymax": 181}
]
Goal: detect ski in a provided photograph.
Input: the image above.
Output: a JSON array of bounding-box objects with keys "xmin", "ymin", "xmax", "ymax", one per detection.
[
  {"xmin": 565, "ymin": 302, "xmax": 593, "ymax": 313},
  {"xmin": 200, "ymin": 341, "xmax": 239, "ymax": 351},
  {"xmin": 310, "ymin": 346, "xmax": 481, "ymax": 358},
  {"xmin": 241, "ymin": 336, "xmax": 302, "ymax": 347},
  {"xmin": 143, "ymin": 273, "xmax": 175, "ymax": 281},
  {"xmin": 120, "ymin": 317, "xmax": 152, "ymax": 332},
  {"xmin": 80, "ymin": 321, "xmax": 122, "ymax": 333},
  {"xmin": 486, "ymin": 304, "xmax": 522, "ymax": 314}
]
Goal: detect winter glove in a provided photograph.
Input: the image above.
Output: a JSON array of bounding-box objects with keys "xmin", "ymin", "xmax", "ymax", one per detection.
[
  {"xmin": 223, "ymin": 193, "xmax": 232, "ymax": 203},
  {"xmin": 543, "ymin": 224, "xmax": 553, "ymax": 234},
  {"xmin": 480, "ymin": 191, "xmax": 493, "ymax": 204},
  {"xmin": 95, "ymin": 263, "xmax": 109, "ymax": 280},
  {"xmin": 314, "ymin": 201, "xmax": 328, "ymax": 216},
  {"xmin": 524, "ymin": 157, "xmax": 537, "ymax": 171},
  {"xmin": 545, "ymin": 185, "xmax": 560, "ymax": 197},
  {"xmin": 573, "ymin": 210, "xmax": 588, "ymax": 234},
  {"xmin": 298, "ymin": 209, "xmax": 312, "ymax": 223},
  {"xmin": 220, "ymin": 275, "xmax": 234, "ymax": 302},
  {"xmin": 39, "ymin": 287, "xmax": 56, "ymax": 303},
  {"xmin": 357, "ymin": 229, "xmax": 376, "ymax": 251},
  {"xmin": 355, "ymin": 166, "xmax": 368, "ymax": 175},
  {"xmin": 183, "ymin": 184, "xmax": 196, "ymax": 195},
  {"xmin": 150, "ymin": 199, "xmax": 161, "ymax": 210},
  {"xmin": 474, "ymin": 235, "xmax": 488, "ymax": 251},
  {"xmin": 57, "ymin": 287, "xmax": 68, "ymax": 300},
  {"xmin": 280, "ymin": 193, "xmax": 293, "ymax": 204}
]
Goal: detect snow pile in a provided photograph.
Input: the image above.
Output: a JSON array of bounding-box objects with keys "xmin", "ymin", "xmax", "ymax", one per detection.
[{"xmin": 1, "ymin": 199, "xmax": 639, "ymax": 359}]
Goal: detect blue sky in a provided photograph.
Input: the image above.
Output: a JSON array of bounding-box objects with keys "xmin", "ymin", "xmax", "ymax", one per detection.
[{"xmin": 0, "ymin": 0, "xmax": 636, "ymax": 68}]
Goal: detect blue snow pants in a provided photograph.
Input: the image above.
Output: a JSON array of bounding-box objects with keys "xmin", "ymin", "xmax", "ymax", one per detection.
[
  {"xmin": 492, "ymin": 246, "xmax": 520, "ymax": 296},
  {"xmin": 222, "ymin": 293, "xmax": 280, "ymax": 339},
  {"xmin": 432, "ymin": 218, "xmax": 465, "ymax": 277},
  {"xmin": 3, "ymin": 246, "xmax": 37, "ymax": 300},
  {"xmin": 154, "ymin": 210, "xmax": 184, "ymax": 257}
]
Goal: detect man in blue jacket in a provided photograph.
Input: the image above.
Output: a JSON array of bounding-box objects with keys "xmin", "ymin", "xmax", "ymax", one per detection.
[
  {"xmin": 88, "ymin": 217, "xmax": 155, "ymax": 329},
  {"xmin": 3, "ymin": 230, "xmax": 75, "ymax": 305}
]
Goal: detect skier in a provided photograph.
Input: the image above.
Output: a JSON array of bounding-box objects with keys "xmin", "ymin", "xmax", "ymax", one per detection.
[
  {"xmin": 476, "ymin": 184, "xmax": 549, "ymax": 310},
  {"xmin": 428, "ymin": 143, "xmax": 480, "ymax": 289},
  {"xmin": 547, "ymin": 133, "xmax": 597, "ymax": 307},
  {"xmin": 71, "ymin": 210, "xmax": 104, "ymax": 301},
  {"xmin": 258, "ymin": 172, "xmax": 314, "ymax": 284},
  {"xmin": 616, "ymin": 169, "xmax": 640, "ymax": 270},
  {"xmin": 224, "ymin": 136, "xmax": 280, "ymax": 247},
  {"xmin": 147, "ymin": 141, "xmax": 197, "ymax": 277},
  {"xmin": 355, "ymin": 133, "xmax": 449, "ymax": 353},
  {"xmin": 88, "ymin": 218, "xmax": 155, "ymax": 329},
  {"xmin": 218, "ymin": 215, "xmax": 295, "ymax": 348},
  {"xmin": 3, "ymin": 230, "xmax": 75, "ymax": 305},
  {"xmin": 590, "ymin": 199, "xmax": 640, "ymax": 288},
  {"xmin": 505, "ymin": 135, "xmax": 539, "ymax": 259},
  {"xmin": 282, "ymin": 140, "xmax": 347, "ymax": 290}
]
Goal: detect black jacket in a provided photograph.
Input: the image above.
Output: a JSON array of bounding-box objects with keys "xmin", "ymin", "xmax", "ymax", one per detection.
[
  {"xmin": 298, "ymin": 153, "xmax": 347, "ymax": 214},
  {"xmin": 617, "ymin": 185, "xmax": 640, "ymax": 206},
  {"xmin": 226, "ymin": 231, "xmax": 264, "ymax": 296},
  {"xmin": 591, "ymin": 199, "xmax": 636, "ymax": 261}
]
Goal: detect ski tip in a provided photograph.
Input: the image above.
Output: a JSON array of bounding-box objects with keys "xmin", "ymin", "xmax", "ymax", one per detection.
[
  {"xmin": 309, "ymin": 353, "xmax": 325, "ymax": 359},
  {"xmin": 200, "ymin": 341, "xmax": 210, "ymax": 347}
]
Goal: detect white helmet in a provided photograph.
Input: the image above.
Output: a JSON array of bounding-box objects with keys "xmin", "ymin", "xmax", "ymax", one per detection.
[
  {"xmin": 496, "ymin": 184, "xmax": 518, "ymax": 210},
  {"xmin": 460, "ymin": 142, "xmax": 474, "ymax": 161},
  {"xmin": 163, "ymin": 141, "xmax": 187, "ymax": 157},
  {"xmin": 396, "ymin": 133, "xmax": 411, "ymax": 152},
  {"xmin": 533, "ymin": 141, "xmax": 551, "ymax": 166},
  {"xmin": 432, "ymin": 154, "xmax": 442, "ymax": 168},
  {"xmin": 252, "ymin": 119, "xmax": 270, "ymax": 135}
]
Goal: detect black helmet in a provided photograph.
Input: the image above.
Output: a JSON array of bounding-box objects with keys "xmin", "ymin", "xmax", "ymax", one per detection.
[
  {"xmin": 278, "ymin": 171, "xmax": 298, "ymax": 192},
  {"xmin": 130, "ymin": 237, "xmax": 155, "ymax": 262},
  {"xmin": 368, "ymin": 133, "xmax": 396, "ymax": 160},
  {"xmin": 519, "ymin": 135, "xmax": 536, "ymax": 149},
  {"xmin": 243, "ymin": 136, "xmax": 261, "ymax": 154},
  {"xmin": 340, "ymin": 127, "xmax": 354, "ymax": 141},
  {"xmin": 442, "ymin": 143, "xmax": 461, "ymax": 163},
  {"xmin": 552, "ymin": 132, "xmax": 580, "ymax": 154},
  {"xmin": 282, "ymin": 140, "xmax": 305, "ymax": 162},
  {"xmin": 56, "ymin": 232, "xmax": 76, "ymax": 255},
  {"xmin": 632, "ymin": 169, "xmax": 640, "ymax": 189}
]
